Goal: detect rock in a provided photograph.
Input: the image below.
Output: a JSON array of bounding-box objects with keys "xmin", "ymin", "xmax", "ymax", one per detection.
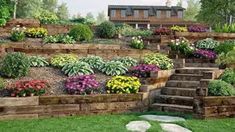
[
  {"xmin": 160, "ymin": 123, "xmax": 192, "ymax": 132},
  {"xmin": 126, "ymin": 121, "xmax": 151, "ymax": 132},
  {"xmin": 139, "ymin": 115, "xmax": 185, "ymax": 122}
]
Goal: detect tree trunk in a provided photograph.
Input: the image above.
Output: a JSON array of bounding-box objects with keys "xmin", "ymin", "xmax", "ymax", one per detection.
[{"xmin": 13, "ymin": 0, "xmax": 18, "ymax": 19}]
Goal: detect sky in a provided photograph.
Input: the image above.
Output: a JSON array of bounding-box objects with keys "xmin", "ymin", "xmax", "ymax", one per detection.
[{"xmin": 58, "ymin": 0, "xmax": 186, "ymax": 17}]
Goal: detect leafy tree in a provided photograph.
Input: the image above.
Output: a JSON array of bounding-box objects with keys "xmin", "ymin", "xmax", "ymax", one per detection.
[
  {"xmin": 197, "ymin": 0, "xmax": 235, "ymax": 25},
  {"xmin": 42, "ymin": 0, "xmax": 58, "ymax": 13},
  {"xmin": 96, "ymin": 11, "xmax": 107, "ymax": 25},
  {"xmin": 0, "ymin": 0, "xmax": 13, "ymax": 20},
  {"xmin": 184, "ymin": 0, "xmax": 200, "ymax": 21},
  {"xmin": 16, "ymin": 0, "xmax": 42, "ymax": 18},
  {"xmin": 57, "ymin": 3, "xmax": 69, "ymax": 20},
  {"xmin": 86, "ymin": 12, "xmax": 95, "ymax": 24},
  {"xmin": 177, "ymin": 0, "xmax": 183, "ymax": 7}
]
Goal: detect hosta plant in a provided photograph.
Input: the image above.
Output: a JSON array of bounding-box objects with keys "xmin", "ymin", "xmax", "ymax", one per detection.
[
  {"xmin": 25, "ymin": 27, "xmax": 48, "ymax": 38},
  {"xmin": 112, "ymin": 57, "xmax": 138, "ymax": 67},
  {"xmin": 64, "ymin": 75, "xmax": 100, "ymax": 95},
  {"xmin": 29, "ymin": 56, "xmax": 49, "ymax": 67},
  {"xmin": 9, "ymin": 80, "xmax": 48, "ymax": 97},
  {"xmin": 43, "ymin": 34, "xmax": 76, "ymax": 44},
  {"xmin": 1, "ymin": 52, "xmax": 30, "ymax": 78},
  {"xmin": 10, "ymin": 25, "xmax": 26, "ymax": 42},
  {"xmin": 62, "ymin": 62, "xmax": 94, "ymax": 76},
  {"xmin": 100, "ymin": 61, "xmax": 128, "ymax": 76},
  {"xmin": 208, "ymin": 80, "xmax": 235, "ymax": 96},
  {"xmin": 106, "ymin": 76, "xmax": 141, "ymax": 94},
  {"xmin": 130, "ymin": 36, "xmax": 144, "ymax": 49},
  {"xmin": 216, "ymin": 49, "xmax": 235, "ymax": 66},
  {"xmin": 195, "ymin": 38, "xmax": 219, "ymax": 50},
  {"xmin": 79, "ymin": 55, "xmax": 104, "ymax": 70},
  {"xmin": 50, "ymin": 54, "xmax": 78, "ymax": 68},
  {"xmin": 194, "ymin": 49, "xmax": 217, "ymax": 60},
  {"xmin": 144, "ymin": 53, "xmax": 174, "ymax": 70},
  {"xmin": 129, "ymin": 64, "xmax": 160, "ymax": 78}
]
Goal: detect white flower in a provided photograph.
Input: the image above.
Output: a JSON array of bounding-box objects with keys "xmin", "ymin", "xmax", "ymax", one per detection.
[
  {"xmin": 176, "ymin": 42, "xmax": 179, "ymax": 45},
  {"xmin": 16, "ymin": 25, "xmax": 20, "ymax": 27},
  {"xmin": 138, "ymin": 36, "xmax": 141, "ymax": 39},
  {"xmin": 190, "ymin": 46, "xmax": 194, "ymax": 50},
  {"xmin": 137, "ymin": 40, "xmax": 141, "ymax": 43},
  {"xmin": 182, "ymin": 40, "xmax": 185, "ymax": 43},
  {"xmin": 171, "ymin": 40, "xmax": 174, "ymax": 43},
  {"xmin": 176, "ymin": 39, "xmax": 179, "ymax": 42},
  {"xmin": 132, "ymin": 37, "xmax": 135, "ymax": 40}
]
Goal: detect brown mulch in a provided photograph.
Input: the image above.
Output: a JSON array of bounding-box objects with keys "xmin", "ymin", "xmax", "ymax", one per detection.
[{"xmin": 4, "ymin": 67, "xmax": 111, "ymax": 95}]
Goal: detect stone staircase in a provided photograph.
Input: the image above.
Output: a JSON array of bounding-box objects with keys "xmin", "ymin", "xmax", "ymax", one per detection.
[{"xmin": 151, "ymin": 67, "xmax": 219, "ymax": 113}]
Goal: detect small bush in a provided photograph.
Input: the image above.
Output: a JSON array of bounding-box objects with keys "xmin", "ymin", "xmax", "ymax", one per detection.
[
  {"xmin": 112, "ymin": 57, "xmax": 138, "ymax": 67},
  {"xmin": 220, "ymin": 68, "xmax": 235, "ymax": 87},
  {"xmin": 96, "ymin": 21, "xmax": 116, "ymax": 38},
  {"xmin": 215, "ymin": 23, "xmax": 235, "ymax": 33},
  {"xmin": 10, "ymin": 26, "xmax": 26, "ymax": 42},
  {"xmin": 215, "ymin": 40, "xmax": 235, "ymax": 54},
  {"xmin": 144, "ymin": 53, "xmax": 174, "ymax": 70},
  {"xmin": 100, "ymin": 61, "xmax": 128, "ymax": 76},
  {"xmin": 154, "ymin": 27, "xmax": 171, "ymax": 35},
  {"xmin": 29, "ymin": 56, "xmax": 49, "ymax": 67},
  {"xmin": 171, "ymin": 26, "xmax": 188, "ymax": 32},
  {"xmin": 208, "ymin": 80, "xmax": 235, "ymax": 96},
  {"xmin": 188, "ymin": 25, "xmax": 207, "ymax": 32},
  {"xmin": 25, "ymin": 27, "xmax": 48, "ymax": 38},
  {"xmin": 0, "ymin": 19, "xmax": 6, "ymax": 27},
  {"xmin": 120, "ymin": 24, "xmax": 152, "ymax": 37},
  {"xmin": 62, "ymin": 62, "xmax": 94, "ymax": 76},
  {"xmin": 79, "ymin": 55, "xmax": 104, "ymax": 70},
  {"xmin": 195, "ymin": 38, "xmax": 219, "ymax": 50},
  {"xmin": 64, "ymin": 75, "xmax": 100, "ymax": 95},
  {"xmin": 130, "ymin": 36, "xmax": 145, "ymax": 49},
  {"xmin": 129, "ymin": 64, "xmax": 160, "ymax": 78},
  {"xmin": 35, "ymin": 10, "xmax": 58, "ymax": 24},
  {"xmin": 106, "ymin": 76, "xmax": 141, "ymax": 94},
  {"xmin": 50, "ymin": 54, "xmax": 78, "ymax": 68},
  {"xmin": 216, "ymin": 49, "xmax": 235, "ymax": 65},
  {"xmin": 1, "ymin": 52, "xmax": 30, "ymax": 78},
  {"xmin": 0, "ymin": 78, "xmax": 5, "ymax": 89},
  {"xmin": 69, "ymin": 24, "xmax": 93, "ymax": 42},
  {"xmin": 43, "ymin": 34, "xmax": 76, "ymax": 44}
]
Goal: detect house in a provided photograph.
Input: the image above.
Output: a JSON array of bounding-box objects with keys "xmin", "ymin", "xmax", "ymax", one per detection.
[{"xmin": 108, "ymin": 5, "xmax": 197, "ymax": 29}]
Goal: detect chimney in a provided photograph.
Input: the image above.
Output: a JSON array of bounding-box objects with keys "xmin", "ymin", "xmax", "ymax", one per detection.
[{"xmin": 166, "ymin": 0, "xmax": 171, "ymax": 7}]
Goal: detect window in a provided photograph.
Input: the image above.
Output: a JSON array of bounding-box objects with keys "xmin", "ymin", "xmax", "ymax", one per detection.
[
  {"xmin": 111, "ymin": 10, "xmax": 116, "ymax": 17},
  {"xmin": 178, "ymin": 11, "xmax": 183, "ymax": 18},
  {"xmin": 121, "ymin": 10, "xmax": 126, "ymax": 18},
  {"xmin": 166, "ymin": 11, "xmax": 171, "ymax": 18},
  {"xmin": 144, "ymin": 10, "xmax": 149, "ymax": 18},
  {"xmin": 156, "ymin": 10, "xmax": 161, "ymax": 18},
  {"xmin": 134, "ymin": 10, "xmax": 139, "ymax": 18}
]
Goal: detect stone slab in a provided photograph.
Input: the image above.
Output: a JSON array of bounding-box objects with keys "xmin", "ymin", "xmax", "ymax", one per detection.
[
  {"xmin": 126, "ymin": 121, "xmax": 151, "ymax": 132},
  {"xmin": 160, "ymin": 123, "xmax": 192, "ymax": 132},
  {"xmin": 139, "ymin": 115, "xmax": 185, "ymax": 122}
]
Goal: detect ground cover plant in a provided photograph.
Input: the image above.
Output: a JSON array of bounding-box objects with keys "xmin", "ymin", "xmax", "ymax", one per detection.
[
  {"xmin": 100, "ymin": 61, "xmax": 128, "ymax": 76},
  {"xmin": 188, "ymin": 25, "xmax": 207, "ymax": 32},
  {"xmin": 170, "ymin": 26, "xmax": 188, "ymax": 32},
  {"xmin": 195, "ymin": 38, "xmax": 219, "ymax": 50},
  {"xmin": 50, "ymin": 54, "xmax": 78, "ymax": 67},
  {"xmin": 29, "ymin": 56, "xmax": 49, "ymax": 67},
  {"xmin": 43, "ymin": 34, "xmax": 76, "ymax": 44},
  {"xmin": 112, "ymin": 57, "xmax": 138, "ymax": 67},
  {"xmin": 79, "ymin": 55, "xmax": 104, "ymax": 70},
  {"xmin": 129, "ymin": 64, "xmax": 160, "ymax": 78},
  {"xmin": 193, "ymin": 49, "xmax": 217, "ymax": 60}
]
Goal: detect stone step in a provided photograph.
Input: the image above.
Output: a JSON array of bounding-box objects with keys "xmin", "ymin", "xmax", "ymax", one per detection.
[
  {"xmin": 185, "ymin": 63, "xmax": 218, "ymax": 68},
  {"xmin": 175, "ymin": 67, "xmax": 219, "ymax": 74},
  {"xmin": 151, "ymin": 103, "xmax": 193, "ymax": 113},
  {"xmin": 170, "ymin": 74, "xmax": 203, "ymax": 81},
  {"xmin": 166, "ymin": 80, "xmax": 199, "ymax": 88},
  {"xmin": 161, "ymin": 87, "xmax": 196, "ymax": 97},
  {"xmin": 156, "ymin": 95, "xmax": 194, "ymax": 106}
]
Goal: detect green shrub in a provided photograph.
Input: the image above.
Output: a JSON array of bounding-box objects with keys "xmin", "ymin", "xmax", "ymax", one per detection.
[
  {"xmin": 215, "ymin": 23, "xmax": 235, "ymax": 33},
  {"xmin": 29, "ymin": 56, "xmax": 49, "ymax": 67},
  {"xmin": 35, "ymin": 10, "xmax": 58, "ymax": 24},
  {"xmin": 79, "ymin": 55, "xmax": 104, "ymax": 70},
  {"xmin": 25, "ymin": 28, "xmax": 48, "ymax": 38},
  {"xmin": 216, "ymin": 49, "xmax": 235, "ymax": 65},
  {"xmin": 10, "ymin": 26, "xmax": 26, "ymax": 42},
  {"xmin": 0, "ymin": 52, "xmax": 30, "ymax": 78},
  {"xmin": 100, "ymin": 61, "xmax": 128, "ymax": 76},
  {"xmin": 144, "ymin": 53, "xmax": 174, "ymax": 70},
  {"xmin": 0, "ymin": 78, "xmax": 5, "ymax": 89},
  {"xmin": 62, "ymin": 62, "xmax": 94, "ymax": 76},
  {"xmin": 130, "ymin": 36, "xmax": 145, "ymax": 49},
  {"xmin": 0, "ymin": 19, "xmax": 6, "ymax": 27},
  {"xmin": 215, "ymin": 40, "xmax": 235, "ymax": 54},
  {"xmin": 43, "ymin": 34, "xmax": 76, "ymax": 44},
  {"xmin": 106, "ymin": 76, "xmax": 141, "ymax": 94},
  {"xmin": 69, "ymin": 24, "xmax": 93, "ymax": 42},
  {"xmin": 96, "ymin": 21, "xmax": 116, "ymax": 38},
  {"xmin": 220, "ymin": 68, "xmax": 235, "ymax": 87},
  {"xmin": 112, "ymin": 57, "xmax": 137, "ymax": 67},
  {"xmin": 50, "ymin": 54, "xmax": 78, "ymax": 67},
  {"xmin": 195, "ymin": 38, "xmax": 219, "ymax": 50},
  {"xmin": 208, "ymin": 80, "xmax": 235, "ymax": 96},
  {"xmin": 120, "ymin": 24, "xmax": 152, "ymax": 37}
]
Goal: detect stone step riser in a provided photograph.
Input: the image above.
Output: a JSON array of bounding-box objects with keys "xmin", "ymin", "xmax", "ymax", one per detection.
[
  {"xmin": 156, "ymin": 96, "xmax": 193, "ymax": 106},
  {"xmin": 170, "ymin": 75, "xmax": 202, "ymax": 81},
  {"xmin": 166, "ymin": 81, "xmax": 199, "ymax": 88},
  {"xmin": 161, "ymin": 88, "xmax": 196, "ymax": 97},
  {"xmin": 150, "ymin": 105, "xmax": 193, "ymax": 113},
  {"xmin": 185, "ymin": 63, "xmax": 218, "ymax": 68},
  {"xmin": 175, "ymin": 69, "xmax": 213, "ymax": 74}
]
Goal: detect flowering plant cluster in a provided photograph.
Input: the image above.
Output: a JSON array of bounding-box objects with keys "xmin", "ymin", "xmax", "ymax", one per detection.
[
  {"xmin": 64, "ymin": 75, "xmax": 100, "ymax": 95},
  {"xmin": 129, "ymin": 64, "xmax": 160, "ymax": 78},
  {"xmin": 155, "ymin": 27, "xmax": 171, "ymax": 35},
  {"xmin": 194, "ymin": 49, "xmax": 217, "ymax": 60},
  {"xmin": 171, "ymin": 26, "xmax": 188, "ymax": 32},
  {"xmin": 106, "ymin": 76, "xmax": 141, "ymax": 94},
  {"xmin": 130, "ymin": 36, "xmax": 144, "ymax": 49},
  {"xmin": 9, "ymin": 80, "xmax": 47, "ymax": 97},
  {"xmin": 25, "ymin": 27, "xmax": 48, "ymax": 38},
  {"xmin": 10, "ymin": 25, "xmax": 26, "ymax": 42},
  {"xmin": 188, "ymin": 25, "xmax": 207, "ymax": 32},
  {"xmin": 196, "ymin": 38, "xmax": 219, "ymax": 50}
]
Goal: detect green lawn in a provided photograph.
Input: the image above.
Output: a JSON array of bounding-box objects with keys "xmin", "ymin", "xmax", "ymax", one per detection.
[{"xmin": 0, "ymin": 112, "xmax": 234, "ymax": 132}]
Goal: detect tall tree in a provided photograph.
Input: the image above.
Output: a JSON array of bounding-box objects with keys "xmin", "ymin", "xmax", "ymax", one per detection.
[
  {"xmin": 42, "ymin": 0, "xmax": 58, "ymax": 13},
  {"xmin": 85, "ymin": 12, "xmax": 95, "ymax": 23},
  {"xmin": 57, "ymin": 3, "xmax": 69, "ymax": 20},
  {"xmin": 197, "ymin": 0, "xmax": 235, "ymax": 25},
  {"xmin": 184, "ymin": 0, "xmax": 200, "ymax": 21},
  {"xmin": 96, "ymin": 11, "xmax": 107, "ymax": 25},
  {"xmin": 177, "ymin": 0, "xmax": 183, "ymax": 7},
  {"xmin": 16, "ymin": 0, "xmax": 42, "ymax": 18}
]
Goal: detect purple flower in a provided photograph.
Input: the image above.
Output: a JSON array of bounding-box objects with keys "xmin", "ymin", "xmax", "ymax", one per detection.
[
  {"xmin": 188, "ymin": 25, "xmax": 207, "ymax": 32},
  {"xmin": 194, "ymin": 49, "xmax": 217, "ymax": 60},
  {"xmin": 129, "ymin": 64, "xmax": 160, "ymax": 78}
]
